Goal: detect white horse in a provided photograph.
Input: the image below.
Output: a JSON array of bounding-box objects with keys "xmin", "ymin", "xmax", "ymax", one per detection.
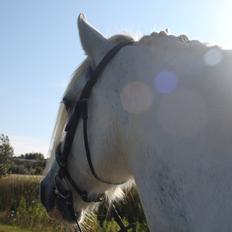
[{"xmin": 40, "ymin": 13, "xmax": 232, "ymax": 232}]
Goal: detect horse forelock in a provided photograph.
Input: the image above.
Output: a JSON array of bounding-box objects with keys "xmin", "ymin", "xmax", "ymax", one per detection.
[{"xmin": 44, "ymin": 103, "xmax": 67, "ymax": 173}]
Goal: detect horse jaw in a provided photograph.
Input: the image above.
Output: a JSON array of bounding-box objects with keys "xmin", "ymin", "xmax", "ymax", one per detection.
[{"xmin": 77, "ymin": 13, "xmax": 113, "ymax": 65}]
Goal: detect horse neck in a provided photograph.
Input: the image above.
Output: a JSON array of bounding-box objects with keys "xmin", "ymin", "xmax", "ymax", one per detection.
[
  {"xmin": 124, "ymin": 45, "xmax": 232, "ymax": 231},
  {"xmin": 126, "ymin": 129, "xmax": 190, "ymax": 231}
]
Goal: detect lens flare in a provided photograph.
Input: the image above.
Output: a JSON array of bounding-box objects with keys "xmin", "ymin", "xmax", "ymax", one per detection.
[
  {"xmin": 120, "ymin": 81, "xmax": 153, "ymax": 114},
  {"xmin": 154, "ymin": 71, "xmax": 178, "ymax": 94},
  {"xmin": 203, "ymin": 47, "xmax": 223, "ymax": 66}
]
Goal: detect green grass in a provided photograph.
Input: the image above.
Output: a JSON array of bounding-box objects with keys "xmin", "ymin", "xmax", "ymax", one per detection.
[{"xmin": 0, "ymin": 224, "xmax": 31, "ymax": 232}]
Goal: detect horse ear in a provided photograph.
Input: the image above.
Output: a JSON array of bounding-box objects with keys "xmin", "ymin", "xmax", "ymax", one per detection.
[{"xmin": 78, "ymin": 13, "xmax": 111, "ymax": 64}]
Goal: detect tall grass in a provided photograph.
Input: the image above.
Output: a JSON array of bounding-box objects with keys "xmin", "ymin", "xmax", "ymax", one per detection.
[
  {"xmin": 0, "ymin": 175, "xmax": 40, "ymax": 211},
  {"xmin": 0, "ymin": 175, "xmax": 72, "ymax": 231}
]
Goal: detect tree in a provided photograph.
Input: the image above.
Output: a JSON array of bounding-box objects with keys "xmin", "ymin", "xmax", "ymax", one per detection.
[
  {"xmin": 19, "ymin": 152, "xmax": 45, "ymax": 161},
  {"xmin": 0, "ymin": 134, "xmax": 14, "ymax": 177}
]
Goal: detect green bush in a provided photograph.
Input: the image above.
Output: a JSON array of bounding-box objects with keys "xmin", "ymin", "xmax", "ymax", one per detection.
[{"xmin": 14, "ymin": 197, "xmax": 67, "ymax": 231}]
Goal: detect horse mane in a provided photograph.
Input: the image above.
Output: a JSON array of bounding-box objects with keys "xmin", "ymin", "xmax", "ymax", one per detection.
[{"xmin": 138, "ymin": 30, "xmax": 216, "ymax": 55}]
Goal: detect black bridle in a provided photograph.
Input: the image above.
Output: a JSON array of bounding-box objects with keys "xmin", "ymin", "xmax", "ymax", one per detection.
[{"xmin": 54, "ymin": 40, "xmax": 134, "ymax": 232}]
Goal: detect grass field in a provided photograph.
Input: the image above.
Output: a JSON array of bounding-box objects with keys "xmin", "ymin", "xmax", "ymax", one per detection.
[{"xmin": 0, "ymin": 224, "xmax": 31, "ymax": 232}]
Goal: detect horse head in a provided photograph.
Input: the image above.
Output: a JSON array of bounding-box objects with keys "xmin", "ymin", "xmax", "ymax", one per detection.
[{"xmin": 40, "ymin": 14, "xmax": 134, "ymax": 224}]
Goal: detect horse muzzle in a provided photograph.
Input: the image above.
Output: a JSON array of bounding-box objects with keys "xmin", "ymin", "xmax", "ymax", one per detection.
[
  {"xmin": 40, "ymin": 170, "xmax": 79, "ymax": 223},
  {"xmin": 40, "ymin": 171, "xmax": 56, "ymax": 211}
]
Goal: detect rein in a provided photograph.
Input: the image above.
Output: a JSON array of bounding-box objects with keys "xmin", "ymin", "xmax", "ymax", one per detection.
[{"xmin": 54, "ymin": 40, "xmax": 134, "ymax": 232}]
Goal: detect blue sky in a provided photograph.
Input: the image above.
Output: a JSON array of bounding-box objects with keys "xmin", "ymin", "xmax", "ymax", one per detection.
[{"xmin": 1, "ymin": 0, "xmax": 231, "ymax": 156}]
